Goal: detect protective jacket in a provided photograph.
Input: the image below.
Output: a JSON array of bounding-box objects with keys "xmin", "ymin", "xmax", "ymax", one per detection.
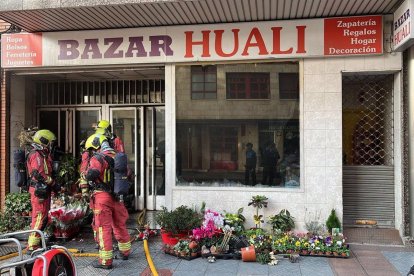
[
  {"xmin": 26, "ymin": 148, "xmax": 53, "ymax": 251},
  {"xmin": 85, "ymin": 148, "xmax": 131, "ymax": 266}
]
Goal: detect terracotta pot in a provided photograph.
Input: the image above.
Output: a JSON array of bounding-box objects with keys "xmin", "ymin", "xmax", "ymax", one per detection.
[
  {"xmin": 333, "ymin": 252, "xmax": 339, "ymax": 256},
  {"xmin": 241, "ymin": 245, "xmax": 256, "ymax": 262},
  {"xmin": 301, "ymin": 250, "xmax": 309, "ymax": 255},
  {"xmin": 341, "ymin": 252, "xmax": 348, "ymax": 257},
  {"xmin": 191, "ymin": 252, "xmax": 198, "ymax": 257},
  {"xmin": 325, "ymin": 251, "xmax": 332, "ymax": 256}
]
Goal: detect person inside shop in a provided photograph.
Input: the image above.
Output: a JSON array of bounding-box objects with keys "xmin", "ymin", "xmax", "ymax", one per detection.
[
  {"xmin": 244, "ymin": 142, "xmax": 257, "ymax": 186},
  {"xmin": 84, "ymin": 133, "xmax": 131, "ymax": 269},
  {"xmin": 95, "ymin": 120, "xmax": 125, "ymax": 153},
  {"xmin": 26, "ymin": 129, "xmax": 60, "ymax": 253},
  {"xmin": 261, "ymin": 141, "xmax": 280, "ymax": 186}
]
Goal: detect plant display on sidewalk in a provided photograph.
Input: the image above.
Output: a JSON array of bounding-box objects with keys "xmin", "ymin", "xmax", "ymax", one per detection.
[{"xmin": 157, "ymin": 202, "xmax": 350, "ymax": 263}]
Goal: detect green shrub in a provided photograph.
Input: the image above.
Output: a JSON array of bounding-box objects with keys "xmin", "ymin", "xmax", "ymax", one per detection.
[
  {"xmin": 155, "ymin": 205, "xmax": 202, "ymax": 234},
  {"xmin": 5, "ymin": 192, "xmax": 31, "ymax": 215},
  {"xmin": 326, "ymin": 209, "xmax": 341, "ymax": 233}
]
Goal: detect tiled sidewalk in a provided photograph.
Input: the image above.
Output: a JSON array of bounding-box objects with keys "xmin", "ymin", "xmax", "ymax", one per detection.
[{"xmin": 2, "ymin": 231, "xmax": 414, "ymax": 275}]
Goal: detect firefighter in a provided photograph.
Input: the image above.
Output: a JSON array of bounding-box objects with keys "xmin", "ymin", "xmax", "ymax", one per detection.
[
  {"xmin": 77, "ymin": 140, "xmax": 98, "ymax": 245},
  {"xmin": 95, "ymin": 120, "xmax": 125, "ymax": 153},
  {"xmin": 26, "ymin": 129, "xmax": 57, "ymax": 253},
  {"xmin": 84, "ymin": 133, "xmax": 131, "ymax": 269}
]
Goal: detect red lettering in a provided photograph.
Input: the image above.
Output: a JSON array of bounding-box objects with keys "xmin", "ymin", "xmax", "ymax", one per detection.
[
  {"xmin": 185, "ymin": 31, "xmax": 211, "ymax": 58},
  {"xmin": 214, "ymin": 29, "xmax": 240, "ymax": 57},
  {"xmin": 241, "ymin": 28, "xmax": 268, "ymax": 56},
  {"xmin": 296, "ymin": 26, "xmax": 306, "ymax": 53},
  {"xmin": 271, "ymin": 27, "xmax": 293, "ymax": 54}
]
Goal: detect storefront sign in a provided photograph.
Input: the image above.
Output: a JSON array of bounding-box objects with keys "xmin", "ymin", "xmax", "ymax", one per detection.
[
  {"xmin": 1, "ymin": 33, "xmax": 42, "ymax": 67},
  {"xmin": 1, "ymin": 15, "xmax": 383, "ymax": 68},
  {"xmin": 393, "ymin": 0, "xmax": 412, "ymax": 51},
  {"xmin": 324, "ymin": 16, "xmax": 382, "ymax": 55}
]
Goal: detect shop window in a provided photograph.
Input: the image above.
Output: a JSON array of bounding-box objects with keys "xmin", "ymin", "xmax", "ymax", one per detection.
[
  {"xmin": 176, "ymin": 62, "xmax": 300, "ymax": 188},
  {"xmin": 210, "ymin": 127, "xmax": 238, "ymax": 170},
  {"xmin": 226, "ymin": 73, "xmax": 270, "ymax": 99},
  {"xmin": 191, "ymin": 65, "xmax": 217, "ymax": 99},
  {"xmin": 279, "ymin": 73, "xmax": 299, "ymax": 100}
]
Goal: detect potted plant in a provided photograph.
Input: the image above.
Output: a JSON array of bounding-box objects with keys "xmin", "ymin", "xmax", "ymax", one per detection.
[
  {"xmin": 223, "ymin": 208, "xmax": 246, "ymax": 235},
  {"xmin": 248, "ymin": 195, "xmax": 268, "ymax": 229},
  {"xmin": 268, "ymin": 209, "xmax": 295, "ymax": 233},
  {"xmin": 326, "ymin": 209, "xmax": 341, "ymax": 234},
  {"xmin": 189, "ymin": 241, "xmax": 199, "ymax": 257},
  {"xmin": 173, "ymin": 239, "xmax": 190, "ymax": 257},
  {"xmin": 156, "ymin": 205, "xmax": 202, "ymax": 245}
]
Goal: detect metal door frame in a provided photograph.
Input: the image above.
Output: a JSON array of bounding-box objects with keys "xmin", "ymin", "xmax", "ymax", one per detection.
[{"xmin": 110, "ymin": 106, "xmax": 165, "ymax": 211}]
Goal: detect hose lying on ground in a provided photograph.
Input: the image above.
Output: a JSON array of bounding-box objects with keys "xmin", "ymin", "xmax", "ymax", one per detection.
[{"xmin": 143, "ymin": 239, "xmax": 158, "ymax": 276}]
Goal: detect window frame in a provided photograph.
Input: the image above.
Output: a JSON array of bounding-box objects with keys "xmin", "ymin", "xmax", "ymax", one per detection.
[
  {"xmin": 226, "ymin": 72, "xmax": 270, "ymax": 99},
  {"xmin": 191, "ymin": 65, "xmax": 217, "ymax": 100},
  {"xmin": 279, "ymin": 72, "xmax": 299, "ymax": 100}
]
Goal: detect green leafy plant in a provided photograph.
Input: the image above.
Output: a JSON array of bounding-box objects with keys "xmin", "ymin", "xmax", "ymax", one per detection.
[
  {"xmin": 5, "ymin": 192, "xmax": 31, "ymax": 215},
  {"xmin": 268, "ymin": 209, "xmax": 295, "ymax": 233},
  {"xmin": 0, "ymin": 212, "xmax": 31, "ymax": 234},
  {"xmin": 173, "ymin": 239, "xmax": 190, "ymax": 254},
  {"xmin": 256, "ymin": 252, "xmax": 271, "ymax": 265},
  {"xmin": 155, "ymin": 205, "xmax": 202, "ymax": 234},
  {"xmin": 56, "ymin": 153, "xmax": 79, "ymax": 192},
  {"xmin": 326, "ymin": 209, "xmax": 341, "ymax": 233},
  {"xmin": 223, "ymin": 208, "xmax": 246, "ymax": 235},
  {"xmin": 248, "ymin": 195, "xmax": 268, "ymax": 228}
]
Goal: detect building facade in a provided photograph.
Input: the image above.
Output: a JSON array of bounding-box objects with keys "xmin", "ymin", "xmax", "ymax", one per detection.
[{"xmin": 0, "ymin": 0, "xmax": 410, "ymax": 238}]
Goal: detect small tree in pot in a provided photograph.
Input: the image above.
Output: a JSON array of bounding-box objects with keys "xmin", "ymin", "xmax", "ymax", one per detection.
[{"xmin": 156, "ymin": 205, "xmax": 203, "ymax": 245}]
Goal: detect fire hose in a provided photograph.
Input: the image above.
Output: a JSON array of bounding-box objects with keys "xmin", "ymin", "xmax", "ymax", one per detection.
[{"xmin": 0, "ymin": 230, "xmax": 159, "ymax": 276}]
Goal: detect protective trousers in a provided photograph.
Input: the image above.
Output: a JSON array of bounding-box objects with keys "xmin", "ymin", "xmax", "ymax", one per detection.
[
  {"xmin": 28, "ymin": 186, "xmax": 51, "ymax": 250},
  {"xmin": 93, "ymin": 191, "xmax": 131, "ymax": 266}
]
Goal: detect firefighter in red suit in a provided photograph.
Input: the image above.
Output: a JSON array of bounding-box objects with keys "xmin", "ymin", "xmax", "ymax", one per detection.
[
  {"xmin": 78, "ymin": 143, "xmax": 98, "ymax": 243},
  {"xmin": 26, "ymin": 129, "xmax": 57, "ymax": 253},
  {"xmin": 95, "ymin": 120, "xmax": 125, "ymax": 153},
  {"xmin": 85, "ymin": 134, "xmax": 131, "ymax": 269}
]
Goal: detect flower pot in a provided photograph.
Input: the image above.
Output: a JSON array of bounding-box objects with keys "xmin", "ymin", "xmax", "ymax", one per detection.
[
  {"xmin": 241, "ymin": 245, "xmax": 256, "ymax": 262},
  {"xmin": 191, "ymin": 252, "xmax": 198, "ymax": 257},
  {"xmin": 333, "ymin": 252, "xmax": 339, "ymax": 257},
  {"xmin": 301, "ymin": 250, "xmax": 309, "ymax": 255},
  {"xmin": 325, "ymin": 251, "xmax": 332, "ymax": 256},
  {"xmin": 160, "ymin": 231, "xmax": 188, "ymax": 246},
  {"xmin": 341, "ymin": 252, "xmax": 348, "ymax": 257}
]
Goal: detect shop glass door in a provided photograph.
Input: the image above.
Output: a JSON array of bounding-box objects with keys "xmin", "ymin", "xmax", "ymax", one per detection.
[
  {"xmin": 38, "ymin": 108, "xmax": 100, "ymax": 155},
  {"xmin": 111, "ymin": 106, "xmax": 165, "ymax": 210}
]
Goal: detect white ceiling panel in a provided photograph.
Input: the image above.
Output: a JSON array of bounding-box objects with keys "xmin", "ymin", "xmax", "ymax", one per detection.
[{"xmin": 0, "ymin": 0, "xmax": 404, "ymax": 33}]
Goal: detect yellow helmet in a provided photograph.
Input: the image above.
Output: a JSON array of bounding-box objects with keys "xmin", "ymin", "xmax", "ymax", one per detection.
[
  {"xmin": 33, "ymin": 129, "xmax": 56, "ymax": 147},
  {"xmin": 85, "ymin": 134, "xmax": 107, "ymax": 150},
  {"xmin": 95, "ymin": 127, "xmax": 111, "ymax": 138},
  {"xmin": 97, "ymin": 120, "xmax": 112, "ymax": 132}
]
